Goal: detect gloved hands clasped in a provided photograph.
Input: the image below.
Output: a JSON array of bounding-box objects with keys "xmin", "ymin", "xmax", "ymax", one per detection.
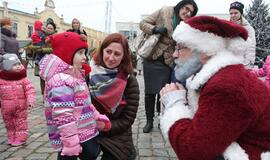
[{"xmin": 152, "ymin": 26, "xmax": 168, "ymax": 35}]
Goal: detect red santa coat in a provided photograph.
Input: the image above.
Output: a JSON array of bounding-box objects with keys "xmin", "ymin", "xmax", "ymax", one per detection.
[{"xmin": 160, "ymin": 52, "xmax": 270, "ymax": 160}]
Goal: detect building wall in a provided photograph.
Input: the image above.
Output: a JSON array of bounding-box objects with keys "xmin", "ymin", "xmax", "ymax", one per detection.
[{"xmin": 0, "ymin": 3, "xmax": 107, "ymax": 49}]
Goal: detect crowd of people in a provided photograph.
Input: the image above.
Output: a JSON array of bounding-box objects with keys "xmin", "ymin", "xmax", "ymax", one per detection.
[{"xmin": 0, "ymin": 0, "xmax": 270, "ymax": 160}]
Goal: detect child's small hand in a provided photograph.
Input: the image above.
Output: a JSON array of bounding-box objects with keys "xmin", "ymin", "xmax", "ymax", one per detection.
[
  {"xmin": 96, "ymin": 115, "xmax": 111, "ymax": 131},
  {"xmin": 96, "ymin": 121, "xmax": 105, "ymax": 130},
  {"xmin": 45, "ymin": 37, "xmax": 50, "ymax": 43},
  {"xmin": 80, "ymin": 34, "xmax": 87, "ymax": 41}
]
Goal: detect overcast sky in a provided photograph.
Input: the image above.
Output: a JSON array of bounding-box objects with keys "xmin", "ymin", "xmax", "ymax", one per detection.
[{"xmin": 1, "ymin": 0, "xmax": 269, "ymax": 32}]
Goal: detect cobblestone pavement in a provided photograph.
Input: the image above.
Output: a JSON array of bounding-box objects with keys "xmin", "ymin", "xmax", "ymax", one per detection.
[{"xmin": 0, "ymin": 68, "xmax": 177, "ymax": 160}]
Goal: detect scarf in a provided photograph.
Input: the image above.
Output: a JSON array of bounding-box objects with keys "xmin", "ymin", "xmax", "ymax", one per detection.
[
  {"xmin": 89, "ymin": 62, "xmax": 128, "ymax": 114},
  {"xmin": 0, "ymin": 69, "xmax": 26, "ymax": 80}
]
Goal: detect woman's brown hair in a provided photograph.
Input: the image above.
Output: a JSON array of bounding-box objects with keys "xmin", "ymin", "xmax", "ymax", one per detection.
[{"xmin": 93, "ymin": 33, "xmax": 133, "ymax": 74}]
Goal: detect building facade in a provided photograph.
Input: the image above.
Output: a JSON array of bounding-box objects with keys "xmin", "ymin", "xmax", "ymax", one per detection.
[{"xmin": 0, "ymin": 0, "xmax": 107, "ymax": 49}]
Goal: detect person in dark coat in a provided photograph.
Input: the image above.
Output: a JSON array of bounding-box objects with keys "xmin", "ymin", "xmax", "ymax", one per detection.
[
  {"xmin": 0, "ymin": 18, "xmax": 20, "ymax": 60},
  {"xmin": 67, "ymin": 18, "xmax": 87, "ymax": 41},
  {"xmin": 139, "ymin": 0, "xmax": 198, "ymax": 133},
  {"xmin": 88, "ymin": 33, "xmax": 139, "ymax": 160}
]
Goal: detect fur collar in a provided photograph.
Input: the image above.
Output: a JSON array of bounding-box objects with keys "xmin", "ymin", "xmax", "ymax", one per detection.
[{"xmin": 188, "ymin": 51, "xmax": 242, "ymax": 90}]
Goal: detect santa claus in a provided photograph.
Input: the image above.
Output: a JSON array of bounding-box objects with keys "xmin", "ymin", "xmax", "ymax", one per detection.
[{"xmin": 159, "ymin": 16, "xmax": 270, "ymax": 160}]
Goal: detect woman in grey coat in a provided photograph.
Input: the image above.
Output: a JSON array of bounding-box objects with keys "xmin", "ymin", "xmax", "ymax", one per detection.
[
  {"xmin": 139, "ymin": 0, "xmax": 198, "ymax": 133},
  {"xmin": 0, "ymin": 18, "xmax": 20, "ymax": 60}
]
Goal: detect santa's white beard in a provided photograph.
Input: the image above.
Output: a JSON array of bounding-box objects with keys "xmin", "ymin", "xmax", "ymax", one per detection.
[{"xmin": 174, "ymin": 50, "xmax": 203, "ymax": 83}]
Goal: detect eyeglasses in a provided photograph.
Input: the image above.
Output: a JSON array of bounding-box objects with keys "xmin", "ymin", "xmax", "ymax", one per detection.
[
  {"xmin": 175, "ymin": 43, "xmax": 187, "ymax": 51},
  {"xmin": 182, "ymin": 6, "xmax": 194, "ymax": 15}
]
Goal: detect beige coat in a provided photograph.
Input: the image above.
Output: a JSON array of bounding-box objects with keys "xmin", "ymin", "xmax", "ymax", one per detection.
[{"xmin": 139, "ymin": 6, "xmax": 176, "ymax": 67}]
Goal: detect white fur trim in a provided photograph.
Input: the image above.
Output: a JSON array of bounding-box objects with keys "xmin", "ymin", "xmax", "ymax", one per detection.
[
  {"xmin": 159, "ymin": 102, "xmax": 192, "ymax": 140},
  {"xmin": 188, "ymin": 51, "xmax": 242, "ymax": 90},
  {"xmin": 172, "ymin": 22, "xmax": 226, "ymax": 56},
  {"xmin": 261, "ymin": 152, "xmax": 270, "ymax": 160},
  {"xmin": 186, "ymin": 86, "xmax": 199, "ymax": 115},
  {"xmin": 223, "ymin": 142, "xmax": 249, "ymax": 160},
  {"xmin": 227, "ymin": 37, "xmax": 250, "ymax": 56}
]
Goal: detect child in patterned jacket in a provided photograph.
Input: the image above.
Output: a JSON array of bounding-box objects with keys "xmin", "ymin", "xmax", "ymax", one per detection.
[
  {"xmin": 39, "ymin": 32, "xmax": 111, "ymax": 159},
  {"xmin": 252, "ymin": 55, "xmax": 270, "ymax": 88},
  {"xmin": 0, "ymin": 53, "xmax": 36, "ymax": 146}
]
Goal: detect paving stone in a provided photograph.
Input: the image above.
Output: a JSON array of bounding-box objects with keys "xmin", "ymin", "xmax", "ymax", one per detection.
[
  {"xmin": 10, "ymin": 148, "xmax": 33, "ymax": 157},
  {"xmin": 35, "ymin": 147, "xmax": 55, "ymax": 153},
  {"xmin": 137, "ymin": 142, "xmax": 152, "ymax": 149},
  {"xmin": 25, "ymin": 142, "xmax": 44, "ymax": 149},
  {"xmin": 47, "ymin": 153, "xmax": 58, "ymax": 160},
  {"xmin": 138, "ymin": 148, "xmax": 152, "ymax": 156},
  {"xmin": 0, "ymin": 151, "xmax": 13, "ymax": 160},
  {"xmin": 5, "ymin": 158, "xmax": 23, "ymax": 160},
  {"xmin": 153, "ymin": 149, "xmax": 168, "ymax": 157},
  {"xmin": 26, "ymin": 153, "xmax": 49, "ymax": 160},
  {"xmin": 0, "ymin": 144, "xmax": 10, "ymax": 152},
  {"xmin": 35, "ymin": 134, "xmax": 49, "ymax": 142},
  {"xmin": 6, "ymin": 146, "xmax": 23, "ymax": 152},
  {"xmin": 152, "ymin": 142, "xmax": 164, "ymax": 148}
]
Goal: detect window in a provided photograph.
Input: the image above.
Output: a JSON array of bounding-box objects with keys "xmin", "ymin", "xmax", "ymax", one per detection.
[
  {"xmin": 12, "ymin": 23, "xmax": 18, "ymax": 34},
  {"xmin": 28, "ymin": 25, "xmax": 33, "ymax": 38}
]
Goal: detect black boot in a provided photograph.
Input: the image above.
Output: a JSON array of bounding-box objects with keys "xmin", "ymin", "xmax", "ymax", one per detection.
[
  {"xmin": 143, "ymin": 94, "xmax": 155, "ymax": 133},
  {"xmin": 143, "ymin": 121, "xmax": 153, "ymax": 133}
]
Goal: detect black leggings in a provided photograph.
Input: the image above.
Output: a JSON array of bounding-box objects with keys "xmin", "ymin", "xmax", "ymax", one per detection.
[{"xmin": 57, "ymin": 137, "xmax": 100, "ymax": 160}]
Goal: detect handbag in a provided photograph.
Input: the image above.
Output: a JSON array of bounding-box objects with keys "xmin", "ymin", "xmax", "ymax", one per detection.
[{"xmin": 134, "ymin": 33, "xmax": 160, "ymax": 59}]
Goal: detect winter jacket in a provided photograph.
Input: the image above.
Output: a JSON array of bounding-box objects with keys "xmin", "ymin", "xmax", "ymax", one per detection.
[
  {"xmin": 252, "ymin": 55, "xmax": 270, "ymax": 87},
  {"xmin": 31, "ymin": 21, "xmax": 45, "ymax": 46},
  {"xmin": 240, "ymin": 17, "xmax": 256, "ymax": 66},
  {"xmin": 92, "ymin": 75, "xmax": 139, "ymax": 160},
  {"xmin": 0, "ymin": 28, "xmax": 20, "ymax": 59},
  {"xmin": 39, "ymin": 54, "xmax": 109, "ymax": 150},
  {"xmin": 139, "ymin": 6, "xmax": 176, "ymax": 67},
  {"xmin": 0, "ymin": 69, "xmax": 36, "ymax": 110}
]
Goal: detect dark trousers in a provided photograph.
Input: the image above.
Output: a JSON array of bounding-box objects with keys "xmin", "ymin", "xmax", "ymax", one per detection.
[
  {"xmin": 57, "ymin": 138, "xmax": 100, "ymax": 160},
  {"xmin": 100, "ymin": 145, "xmax": 136, "ymax": 160},
  {"xmin": 145, "ymin": 94, "xmax": 161, "ymax": 121}
]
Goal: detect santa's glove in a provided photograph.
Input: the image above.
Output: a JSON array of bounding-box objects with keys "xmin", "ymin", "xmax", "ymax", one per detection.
[
  {"xmin": 160, "ymin": 90, "xmax": 187, "ymax": 109},
  {"xmin": 96, "ymin": 114, "xmax": 111, "ymax": 132},
  {"xmin": 60, "ymin": 135, "xmax": 82, "ymax": 156}
]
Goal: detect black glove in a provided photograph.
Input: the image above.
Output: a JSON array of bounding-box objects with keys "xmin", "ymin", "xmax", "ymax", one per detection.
[{"xmin": 152, "ymin": 27, "xmax": 168, "ymax": 35}]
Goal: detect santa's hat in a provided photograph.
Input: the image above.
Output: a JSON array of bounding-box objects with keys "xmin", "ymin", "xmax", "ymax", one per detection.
[
  {"xmin": 50, "ymin": 32, "xmax": 88, "ymax": 65},
  {"xmin": 172, "ymin": 16, "xmax": 249, "ymax": 56}
]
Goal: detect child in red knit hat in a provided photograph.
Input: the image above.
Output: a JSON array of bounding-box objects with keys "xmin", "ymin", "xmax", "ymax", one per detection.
[{"xmin": 39, "ymin": 32, "xmax": 111, "ymax": 159}]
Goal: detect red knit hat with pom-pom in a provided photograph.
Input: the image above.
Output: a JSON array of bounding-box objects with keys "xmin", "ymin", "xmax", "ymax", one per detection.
[{"xmin": 50, "ymin": 32, "xmax": 88, "ymax": 65}]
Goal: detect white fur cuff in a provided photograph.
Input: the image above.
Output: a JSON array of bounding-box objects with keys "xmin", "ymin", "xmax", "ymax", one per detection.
[
  {"xmin": 160, "ymin": 90, "xmax": 186, "ymax": 108},
  {"xmin": 223, "ymin": 142, "xmax": 249, "ymax": 160},
  {"xmin": 160, "ymin": 102, "xmax": 192, "ymax": 140}
]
